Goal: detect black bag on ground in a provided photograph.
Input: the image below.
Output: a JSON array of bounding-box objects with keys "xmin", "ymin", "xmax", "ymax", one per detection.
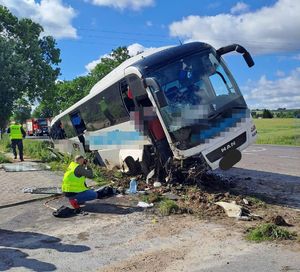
[
  {"xmin": 52, "ymin": 206, "xmax": 77, "ymax": 218},
  {"xmin": 96, "ymin": 186, "xmax": 115, "ymax": 199}
]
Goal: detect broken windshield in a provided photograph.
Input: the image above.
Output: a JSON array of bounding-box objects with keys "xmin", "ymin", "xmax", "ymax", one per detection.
[{"xmin": 147, "ymin": 50, "xmax": 247, "ymax": 149}]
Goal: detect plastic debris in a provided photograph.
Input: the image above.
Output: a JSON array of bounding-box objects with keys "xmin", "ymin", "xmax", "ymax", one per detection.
[
  {"xmin": 137, "ymin": 201, "xmax": 154, "ymax": 208},
  {"xmin": 2, "ymin": 162, "xmax": 50, "ymax": 172},
  {"xmin": 23, "ymin": 187, "xmax": 62, "ymax": 195},
  {"xmin": 153, "ymin": 181, "xmax": 162, "ymax": 188},
  {"xmin": 216, "ymin": 201, "xmax": 262, "ymax": 220}
]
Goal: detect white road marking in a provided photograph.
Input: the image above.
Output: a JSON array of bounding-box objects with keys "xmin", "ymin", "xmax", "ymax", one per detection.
[{"xmin": 242, "ymin": 147, "xmax": 267, "ymax": 154}]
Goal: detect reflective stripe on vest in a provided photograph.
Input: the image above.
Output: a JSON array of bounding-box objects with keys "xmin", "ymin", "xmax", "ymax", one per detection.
[
  {"xmin": 62, "ymin": 162, "xmax": 87, "ymax": 193},
  {"xmin": 9, "ymin": 124, "xmax": 23, "ymax": 140}
]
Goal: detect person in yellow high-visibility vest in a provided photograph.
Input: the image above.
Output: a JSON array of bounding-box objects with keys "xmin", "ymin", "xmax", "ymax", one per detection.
[
  {"xmin": 62, "ymin": 155, "xmax": 116, "ymax": 212},
  {"xmin": 7, "ymin": 122, "xmax": 26, "ymax": 161}
]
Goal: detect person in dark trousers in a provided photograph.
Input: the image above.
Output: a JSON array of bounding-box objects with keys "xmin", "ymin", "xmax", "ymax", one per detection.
[
  {"xmin": 7, "ymin": 122, "xmax": 26, "ymax": 161},
  {"xmin": 62, "ymin": 155, "xmax": 113, "ymax": 211}
]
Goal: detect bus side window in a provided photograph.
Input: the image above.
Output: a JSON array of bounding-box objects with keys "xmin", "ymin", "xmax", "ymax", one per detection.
[
  {"xmin": 120, "ymin": 80, "xmax": 135, "ymax": 113},
  {"xmin": 70, "ymin": 111, "xmax": 86, "ymax": 135}
]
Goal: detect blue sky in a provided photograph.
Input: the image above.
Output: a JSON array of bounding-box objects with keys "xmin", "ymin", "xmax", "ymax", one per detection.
[{"xmin": 1, "ymin": 0, "xmax": 300, "ymax": 109}]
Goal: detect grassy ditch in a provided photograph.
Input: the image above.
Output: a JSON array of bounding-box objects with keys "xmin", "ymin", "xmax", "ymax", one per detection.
[{"xmin": 246, "ymin": 223, "xmax": 297, "ymax": 242}]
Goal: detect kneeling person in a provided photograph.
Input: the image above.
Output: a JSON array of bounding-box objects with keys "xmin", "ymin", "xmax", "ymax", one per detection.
[{"xmin": 62, "ymin": 155, "xmax": 98, "ymax": 211}]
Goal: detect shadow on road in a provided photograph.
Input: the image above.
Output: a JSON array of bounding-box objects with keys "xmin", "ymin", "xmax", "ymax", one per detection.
[
  {"xmin": 214, "ymin": 167, "xmax": 300, "ymax": 209},
  {"xmin": 0, "ymin": 248, "xmax": 56, "ymax": 272},
  {"xmin": 83, "ymin": 202, "xmax": 142, "ymax": 215},
  {"xmin": 0, "ymin": 229, "xmax": 90, "ymax": 252},
  {"xmin": 0, "ymin": 229, "xmax": 90, "ymax": 271}
]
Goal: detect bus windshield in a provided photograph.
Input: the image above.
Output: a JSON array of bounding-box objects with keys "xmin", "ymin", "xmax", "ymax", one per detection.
[{"xmin": 147, "ymin": 50, "xmax": 248, "ymax": 149}]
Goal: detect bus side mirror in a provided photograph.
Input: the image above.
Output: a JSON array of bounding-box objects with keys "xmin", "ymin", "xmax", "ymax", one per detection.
[
  {"xmin": 217, "ymin": 44, "xmax": 255, "ymax": 68},
  {"xmin": 242, "ymin": 51, "xmax": 254, "ymax": 68},
  {"xmin": 144, "ymin": 78, "xmax": 168, "ymax": 108}
]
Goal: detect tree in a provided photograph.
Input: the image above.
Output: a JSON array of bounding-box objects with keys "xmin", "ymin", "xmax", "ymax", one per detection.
[
  {"xmin": 0, "ymin": 6, "xmax": 60, "ymax": 129},
  {"xmin": 12, "ymin": 98, "xmax": 32, "ymax": 124},
  {"xmin": 36, "ymin": 46, "xmax": 131, "ymax": 116},
  {"xmin": 262, "ymin": 109, "xmax": 274, "ymax": 118}
]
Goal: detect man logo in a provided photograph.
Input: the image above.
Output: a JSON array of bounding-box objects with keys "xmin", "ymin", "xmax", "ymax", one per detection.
[{"xmin": 221, "ymin": 141, "xmax": 236, "ymax": 153}]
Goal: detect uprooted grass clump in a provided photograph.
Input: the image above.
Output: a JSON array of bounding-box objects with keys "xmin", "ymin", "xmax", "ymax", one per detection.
[
  {"xmin": 158, "ymin": 199, "xmax": 179, "ymax": 216},
  {"xmin": 246, "ymin": 223, "xmax": 297, "ymax": 242},
  {"xmin": 141, "ymin": 192, "xmax": 166, "ymax": 204}
]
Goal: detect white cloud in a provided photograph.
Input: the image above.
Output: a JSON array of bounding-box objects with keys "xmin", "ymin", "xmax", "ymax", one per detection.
[
  {"xmin": 146, "ymin": 20, "xmax": 153, "ymax": 27},
  {"xmin": 276, "ymin": 70, "xmax": 285, "ymax": 77},
  {"xmin": 230, "ymin": 2, "xmax": 249, "ymax": 14},
  {"xmin": 0, "ymin": 0, "xmax": 77, "ymax": 39},
  {"xmin": 169, "ymin": 0, "xmax": 300, "ymax": 54},
  {"xmin": 87, "ymin": 0, "xmax": 154, "ymax": 10},
  {"xmin": 85, "ymin": 43, "xmax": 153, "ymax": 72},
  {"xmin": 243, "ymin": 67, "xmax": 300, "ymax": 109}
]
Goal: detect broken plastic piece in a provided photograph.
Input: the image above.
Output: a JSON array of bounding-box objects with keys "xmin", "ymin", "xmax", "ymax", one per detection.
[{"xmin": 137, "ymin": 201, "xmax": 154, "ymax": 208}]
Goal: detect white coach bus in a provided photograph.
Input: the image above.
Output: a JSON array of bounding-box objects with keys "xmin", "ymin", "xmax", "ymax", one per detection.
[{"xmin": 50, "ymin": 42, "xmax": 257, "ymax": 176}]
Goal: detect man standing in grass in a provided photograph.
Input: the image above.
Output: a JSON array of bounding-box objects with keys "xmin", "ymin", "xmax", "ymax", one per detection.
[{"xmin": 7, "ymin": 121, "xmax": 26, "ymax": 161}]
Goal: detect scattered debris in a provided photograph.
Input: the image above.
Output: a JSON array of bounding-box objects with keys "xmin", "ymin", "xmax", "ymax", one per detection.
[
  {"xmin": 2, "ymin": 162, "xmax": 50, "ymax": 172},
  {"xmin": 162, "ymin": 192, "xmax": 180, "ymax": 200},
  {"xmin": 271, "ymin": 215, "xmax": 293, "ymax": 227},
  {"xmin": 153, "ymin": 181, "xmax": 162, "ymax": 188},
  {"xmin": 243, "ymin": 198, "xmax": 249, "ymax": 205},
  {"xmin": 137, "ymin": 201, "xmax": 154, "ymax": 208},
  {"xmin": 23, "ymin": 187, "xmax": 62, "ymax": 195},
  {"xmin": 215, "ymin": 201, "xmax": 261, "ymax": 220}
]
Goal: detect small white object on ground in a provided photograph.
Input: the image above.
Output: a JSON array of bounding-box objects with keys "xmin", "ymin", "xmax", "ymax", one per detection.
[
  {"xmin": 146, "ymin": 169, "xmax": 155, "ymax": 184},
  {"xmin": 153, "ymin": 181, "xmax": 162, "ymax": 188},
  {"xmin": 243, "ymin": 198, "xmax": 249, "ymax": 205},
  {"xmin": 137, "ymin": 201, "xmax": 154, "ymax": 208},
  {"xmin": 216, "ymin": 201, "xmax": 243, "ymax": 218}
]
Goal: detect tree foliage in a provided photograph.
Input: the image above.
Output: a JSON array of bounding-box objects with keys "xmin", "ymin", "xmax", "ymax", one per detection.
[
  {"xmin": 37, "ymin": 46, "xmax": 131, "ymax": 117},
  {"xmin": 12, "ymin": 98, "xmax": 32, "ymax": 124},
  {"xmin": 0, "ymin": 5, "xmax": 60, "ymax": 128}
]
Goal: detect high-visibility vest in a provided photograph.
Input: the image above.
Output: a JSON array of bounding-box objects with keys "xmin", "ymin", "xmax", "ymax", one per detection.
[
  {"xmin": 62, "ymin": 162, "xmax": 87, "ymax": 193},
  {"xmin": 9, "ymin": 124, "xmax": 23, "ymax": 140}
]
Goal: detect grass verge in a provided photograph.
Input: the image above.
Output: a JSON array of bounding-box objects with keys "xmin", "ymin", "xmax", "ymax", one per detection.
[
  {"xmin": 246, "ymin": 223, "xmax": 297, "ymax": 242},
  {"xmin": 254, "ymin": 118, "xmax": 300, "ymax": 146},
  {"xmin": 0, "ymin": 152, "xmax": 11, "ymax": 163}
]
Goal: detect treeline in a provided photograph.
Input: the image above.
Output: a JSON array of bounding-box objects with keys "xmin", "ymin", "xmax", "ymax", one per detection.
[
  {"xmin": 251, "ymin": 109, "xmax": 300, "ymax": 118},
  {"xmin": 0, "ymin": 5, "xmax": 131, "ymax": 128}
]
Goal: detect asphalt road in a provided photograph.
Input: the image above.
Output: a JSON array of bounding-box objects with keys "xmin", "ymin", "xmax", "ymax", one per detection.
[{"xmin": 238, "ymin": 144, "xmax": 300, "ymax": 177}]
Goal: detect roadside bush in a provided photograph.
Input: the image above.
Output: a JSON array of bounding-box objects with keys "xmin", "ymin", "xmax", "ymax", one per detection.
[
  {"xmin": 246, "ymin": 223, "xmax": 296, "ymax": 242},
  {"xmin": 0, "ymin": 152, "xmax": 10, "ymax": 163}
]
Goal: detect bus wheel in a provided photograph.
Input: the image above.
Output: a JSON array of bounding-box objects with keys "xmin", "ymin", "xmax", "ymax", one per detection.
[{"xmin": 124, "ymin": 156, "xmax": 140, "ymax": 175}]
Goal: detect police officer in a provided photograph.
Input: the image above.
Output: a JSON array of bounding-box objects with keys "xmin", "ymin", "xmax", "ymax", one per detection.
[{"xmin": 7, "ymin": 121, "xmax": 26, "ymax": 161}]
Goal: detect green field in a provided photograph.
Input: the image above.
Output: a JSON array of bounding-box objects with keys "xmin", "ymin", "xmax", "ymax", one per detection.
[{"xmin": 254, "ymin": 118, "xmax": 300, "ymax": 146}]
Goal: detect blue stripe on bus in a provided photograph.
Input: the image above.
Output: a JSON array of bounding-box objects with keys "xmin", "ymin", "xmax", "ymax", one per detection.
[{"xmin": 88, "ymin": 130, "xmax": 144, "ymax": 146}]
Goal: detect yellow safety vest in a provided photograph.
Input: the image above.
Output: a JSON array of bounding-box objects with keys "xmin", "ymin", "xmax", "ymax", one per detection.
[
  {"xmin": 9, "ymin": 124, "xmax": 23, "ymax": 140},
  {"xmin": 62, "ymin": 162, "xmax": 87, "ymax": 193}
]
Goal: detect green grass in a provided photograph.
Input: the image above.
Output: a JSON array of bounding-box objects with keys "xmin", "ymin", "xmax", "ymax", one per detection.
[
  {"xmin": 254, "ymin": 118, "xmax": 300, "ymax": 146},
  {"xmin": 158, "ymin": 199, "xmax": 179, "ymax": 216},
  {"xmin": 246, "ymin": 223, "xmax": 297, "ymax": 242},
  {"xmin": 0, "ymin": 135, "xmax": 11, "ymax": 153},
  {"xmin": 0, "ymin": 152, "xmax": 11, "ymax": 163},
  {"xmin": 23, "ymin": 139, "xmax": 55, "ymax": 162}
]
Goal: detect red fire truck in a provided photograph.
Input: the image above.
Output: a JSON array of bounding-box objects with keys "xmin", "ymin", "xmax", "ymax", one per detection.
[{"xmin": 26, "ymin": 118, "xmax": 51, "ymax": 136}]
